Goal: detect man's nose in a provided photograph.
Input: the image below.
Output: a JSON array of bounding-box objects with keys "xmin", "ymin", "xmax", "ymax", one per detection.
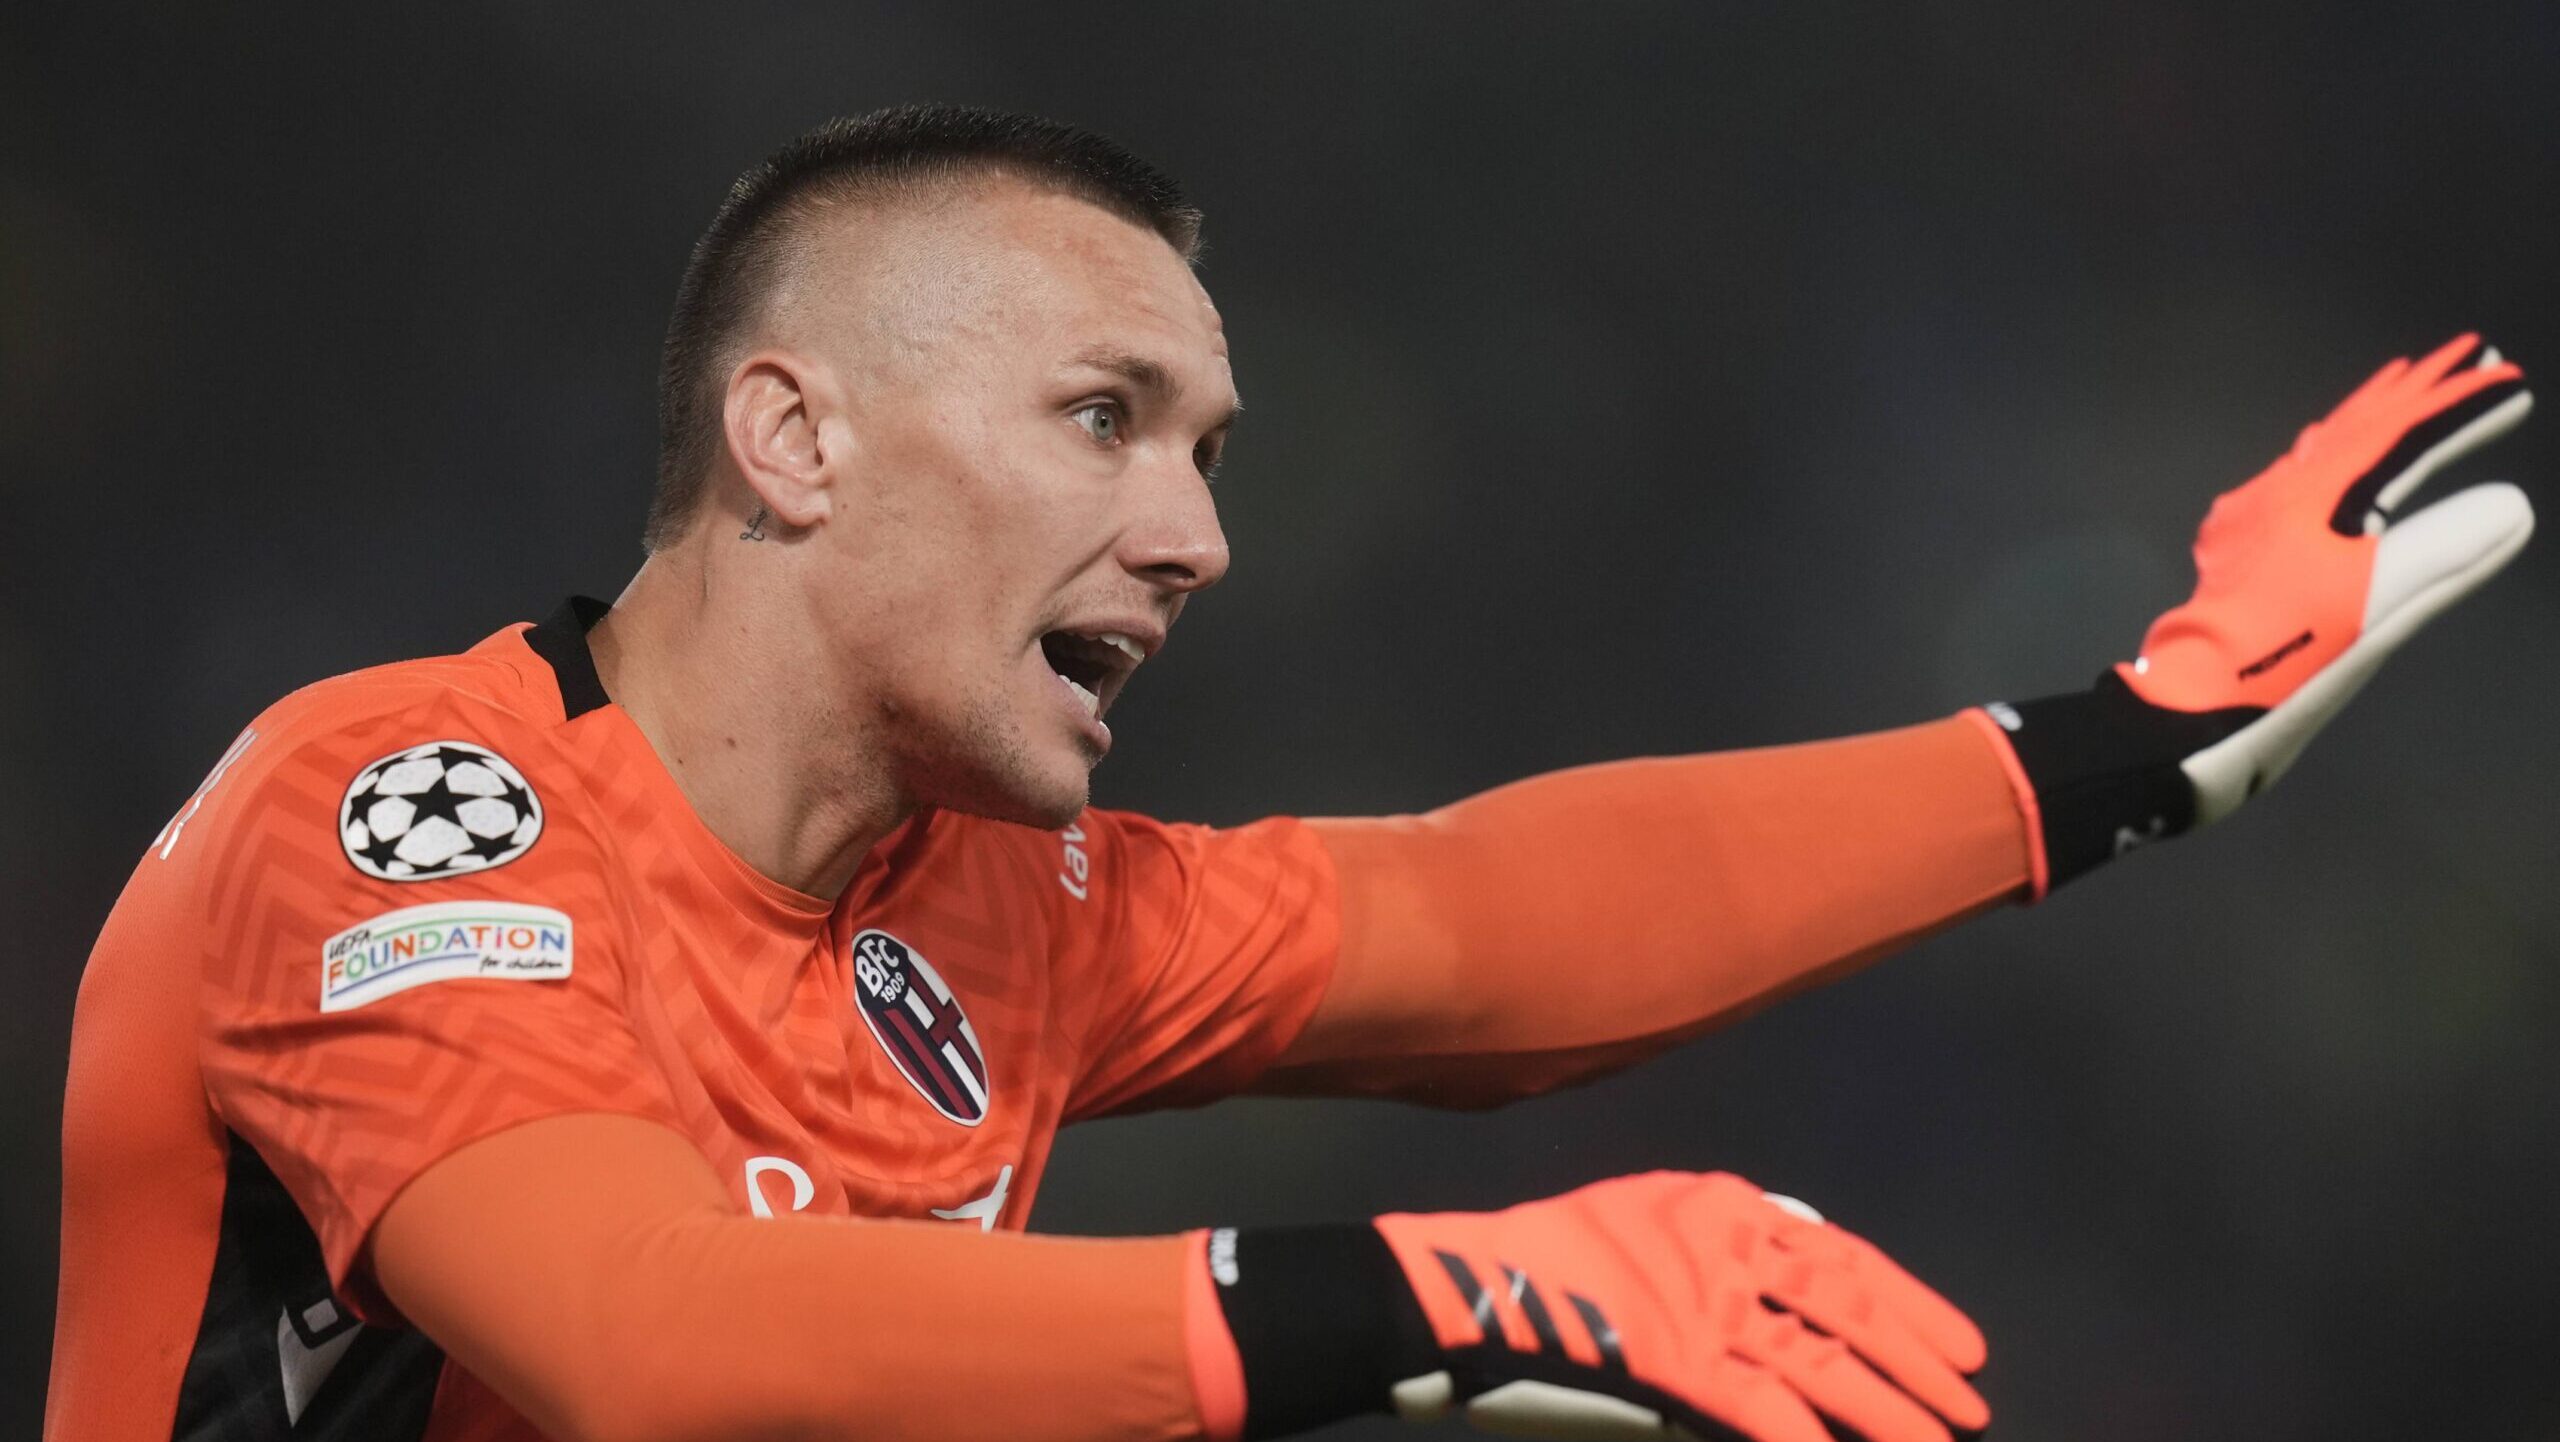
[{"xmin": 1121, "ymin": 460, "xmax": 1231, "ymax": 594}]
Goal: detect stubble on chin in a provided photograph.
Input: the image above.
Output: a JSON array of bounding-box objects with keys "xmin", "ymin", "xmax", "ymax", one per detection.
[{"xmin": 894, "ymin": 688, "xmax": 1091, "ymax": 829}]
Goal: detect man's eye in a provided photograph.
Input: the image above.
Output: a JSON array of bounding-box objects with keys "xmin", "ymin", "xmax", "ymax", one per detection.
[{"xmin": 1072, "ymin": 403, "xmax": 1121, "ymax": 444}]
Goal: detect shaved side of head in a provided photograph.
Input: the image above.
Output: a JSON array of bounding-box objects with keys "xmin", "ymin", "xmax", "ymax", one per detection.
[
  {"xmin": 644, "ymin": 106, "xmax": 1204, "ymax": 553},
  {"xmin": 755, "ymin": 178, "xmax": 1040, "ymax": 400}
]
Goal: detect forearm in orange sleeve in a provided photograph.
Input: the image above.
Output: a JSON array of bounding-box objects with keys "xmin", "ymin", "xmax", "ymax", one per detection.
[
  {"xmin": 373, "ymin": 1113, "xmax": 1229, "ymax": 1442},
  {"xmin": 1268, "ymin": 714, "xmax": 2034, "ymax": 1105}
]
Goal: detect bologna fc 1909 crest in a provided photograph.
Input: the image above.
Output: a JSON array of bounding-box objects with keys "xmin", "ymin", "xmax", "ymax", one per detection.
[{"xmin": 849, "ymin": 929, "xmax": 990, "ymax": 1126}]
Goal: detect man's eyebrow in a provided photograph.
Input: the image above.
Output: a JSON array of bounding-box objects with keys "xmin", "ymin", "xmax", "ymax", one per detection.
[{"xmin": 1067, "ymin": 345, "xmax": 1242, "ymax": 428}]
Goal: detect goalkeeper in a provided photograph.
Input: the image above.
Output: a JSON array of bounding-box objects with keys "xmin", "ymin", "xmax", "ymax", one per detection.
[{"xmin": 46, "ymin": 107, "xmax": 2533, "ymax": 1442}]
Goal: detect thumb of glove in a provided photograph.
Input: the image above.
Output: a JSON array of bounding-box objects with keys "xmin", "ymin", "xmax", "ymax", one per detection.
[{"xmin": 2179, "ymin": 478, "xmax": 2534, "ymax": 825}]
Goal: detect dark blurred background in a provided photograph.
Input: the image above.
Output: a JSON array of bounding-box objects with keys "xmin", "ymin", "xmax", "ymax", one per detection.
[{"xmin": 8, "ymin": 2, "xmax": 2559, "ymax": 1437}]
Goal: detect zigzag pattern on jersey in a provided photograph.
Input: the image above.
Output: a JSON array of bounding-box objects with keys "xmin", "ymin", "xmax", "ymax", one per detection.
[
  {"xmin": 820, "ymin": 813, "xmax": 1061, "ymax": 1195},
  {"xmin": 1057, "ymin": 811, "xmax": 1340, "ymax": 1122},
  {"xmin": 190, "ymin": 619, "xmax": 1351, "ymax": 1282},
  {"xmin": 560, "ymin": 710, "xmax": 846, "ymax": 1196},
  {"xmin": 196, "ymin": 686, "xmax": 682, "ymax": 1305}
]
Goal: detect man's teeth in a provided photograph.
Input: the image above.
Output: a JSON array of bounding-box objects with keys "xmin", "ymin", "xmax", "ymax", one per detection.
[
  {"xmin": 1097, "ymin": 633, "xmax": 1144, "ymax": 663},
  {"xmin": 1062, "ymin": 675, "xmax": 1100, "ymax": 716}
]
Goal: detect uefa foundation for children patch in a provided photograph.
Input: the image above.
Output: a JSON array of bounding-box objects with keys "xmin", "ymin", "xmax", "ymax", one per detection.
[{"xmin": 321, "ymin": 901, "xmax": 573, "ymax": 1012}]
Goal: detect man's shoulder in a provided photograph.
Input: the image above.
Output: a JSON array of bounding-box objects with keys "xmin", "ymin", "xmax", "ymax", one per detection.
[
  {"xmin": 91, "ymin": 621, "xmax": 609, "ymax": 1018},
  {"xmin": 244, "ymin": 624, "xmax": 563, "ymax": 764},
  {"xmin": 157, "ymin": 623, "xmax": 595, "ymax": 892}
]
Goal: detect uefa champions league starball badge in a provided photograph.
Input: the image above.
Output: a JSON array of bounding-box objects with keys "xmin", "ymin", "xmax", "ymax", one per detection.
[{"xmin": 339, "ymin": 740, "xmax": 544, "ymax": 881}]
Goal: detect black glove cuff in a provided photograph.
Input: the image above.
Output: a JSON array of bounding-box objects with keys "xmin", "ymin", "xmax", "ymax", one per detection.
[
  {"xmin": 1210, "ymin": 1223, "xmax": 1439, "ymax": 1440},
  {"xmin": 1991, "ymin": 672, "xmax": 2259, "ymax": 888}
]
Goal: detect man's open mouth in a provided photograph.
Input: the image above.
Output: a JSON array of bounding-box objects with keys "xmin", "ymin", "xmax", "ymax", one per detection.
[{"xmin": 1038, "ymin": 629, "xmax": 1146, "ymax": 720}]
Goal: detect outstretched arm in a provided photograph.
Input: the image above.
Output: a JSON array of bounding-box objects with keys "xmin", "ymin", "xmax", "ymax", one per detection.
[
  {"xmin": 1269, "ymin": 336, "xmax": 2531, "ymax": 1106},
  {"xmin": 377, "ymin": 1114, "xmax": 1986, "ymax": 1442},
  {"xmin": 1273, "ymin": 716, "xmax": 2031, "ymax": 1104}
]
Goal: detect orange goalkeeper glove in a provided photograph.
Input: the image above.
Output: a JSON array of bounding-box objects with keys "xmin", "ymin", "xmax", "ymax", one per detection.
[
  {"xmin": 1975, "ymin": 333, "xmax": 2533, "ymax": 893},
  {"xmin": 1195, "ymin": 1171, "xmax": 1988, "ymax": 1442}
]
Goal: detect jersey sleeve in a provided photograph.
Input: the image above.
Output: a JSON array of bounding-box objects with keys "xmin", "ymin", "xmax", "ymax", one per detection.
[
  {"xmin": 372, "ymin": 1114, "xmax": 1213, "ymax": 1442},
  {"xmin": 1267, "ymin": 715, "xmax": 2034, "ymax": 1105},
  {"xmin": 1055, "ymin": 810, "xmax": 1342, "ymax": 1122},
  {"xmin": 190, "ymin": 691, "xmax": 684, "ymax": 1319}
]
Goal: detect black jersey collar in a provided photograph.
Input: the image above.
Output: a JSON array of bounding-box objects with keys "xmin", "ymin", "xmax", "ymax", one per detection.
[{"xmin": 523, "ymin": 596, "xmax": 614, "ymax": 721}]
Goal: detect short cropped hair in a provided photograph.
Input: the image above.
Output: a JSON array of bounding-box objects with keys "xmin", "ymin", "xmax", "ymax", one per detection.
[{"xmin": 644, "ymin": 104, "xmax": 1204, "ymax": 551}]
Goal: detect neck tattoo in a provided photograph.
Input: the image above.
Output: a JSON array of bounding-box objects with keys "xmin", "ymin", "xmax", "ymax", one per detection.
[{"xmin": 739, "ymin": 505, "xmax": 769, "ymax": 542}]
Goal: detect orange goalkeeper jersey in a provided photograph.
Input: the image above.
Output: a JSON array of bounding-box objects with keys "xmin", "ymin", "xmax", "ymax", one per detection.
[{"xmin": 49, "ymin": 598, "xmax": 1341, "ymax": 1442}]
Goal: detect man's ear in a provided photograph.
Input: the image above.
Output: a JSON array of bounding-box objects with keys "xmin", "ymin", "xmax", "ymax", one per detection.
[{"xmin": 721, "ymin": 350, "xmax": 853, "ymax": 529}]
